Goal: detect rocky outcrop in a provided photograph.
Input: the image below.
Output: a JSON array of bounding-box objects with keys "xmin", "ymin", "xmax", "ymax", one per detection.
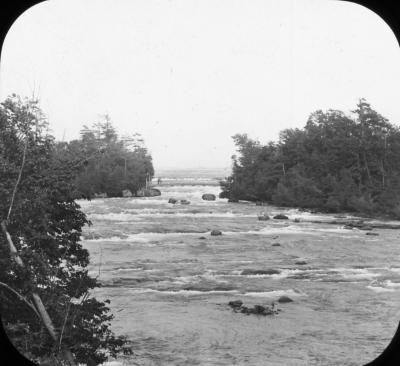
[
  {"xmin": 210, "ymin": 229, "xmax": 222, "ymax": 236},
  {"xmin": 228, "ymin": 300, "xmax": 279, "ymax": 316},
  {"xmin": 273, "ymin": 214, "xmax": 289, "ymax": 220},
  {"xmin": 122, "ymin": 189, "xmax": 132, "ymax": 197},
  {"xmin": 136, "ymin": 188, "xmax": 161, "ymax": 197},
  {"xmin": 202, "ymin": 194, "xmax": 216, "ymax": 201}
]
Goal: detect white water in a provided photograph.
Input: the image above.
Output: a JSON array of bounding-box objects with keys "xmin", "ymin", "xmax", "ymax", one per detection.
[{"xmin": 79, "ymin": 170, "xmax": 400, "ymax": 366}]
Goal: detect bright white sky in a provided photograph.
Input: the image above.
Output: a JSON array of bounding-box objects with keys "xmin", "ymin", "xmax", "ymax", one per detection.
[{"xmin": 1, "ymin": 0, "xmax": 399, "ymax": 170}]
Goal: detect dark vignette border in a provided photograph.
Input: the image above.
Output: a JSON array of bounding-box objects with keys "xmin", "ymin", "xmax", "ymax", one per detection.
[{"xmin": 0, "ymin": 0, "xmax": 399, "ymax": 365}]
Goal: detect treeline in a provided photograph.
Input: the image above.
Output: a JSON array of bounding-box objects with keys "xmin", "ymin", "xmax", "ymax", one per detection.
[
  {"xmin": 221, "ymin": 100, "xmax": 400, "ymax": 218},
  {"xmin": 0, "ymin": 95, "xmax": 131, "ymax": 364},
  {"xmin": 56, "ymin": 115, "xmax": 154, "ymax": 199}
]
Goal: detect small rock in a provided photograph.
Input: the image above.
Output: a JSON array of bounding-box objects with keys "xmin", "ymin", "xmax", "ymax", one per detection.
[
  {"xmin": 211, "ymin": 230, "xmax": 222, "ymax": 236},
  {"xmin": 228, "ymin": 300, "xmax": 243, "ymax": 309},
  {"xmin": 277, "ymin": 295, "xmax": 293, "ymax": 303},
  {"xmin": 180, "ymin": 199, "xmax": 191, "ymax": 205},
  {"xmin": 366, "ymin": 232, "xmax": 379, "ymax": 236},
  {"xmin": 258, "ymin": 214, "xmax": 270, "ymax": 221},
  {"xmin": 255, "ymin": 201, "xmax": 263, "ymax": 206},
  {"xmin": 168, "ymin": 198, "xmax": 177, "ymax": 204},
  {"xmin": 294, "ymin": 218, "xmax": 301, "ymax": 223},
  {"xmin": 228, "ymin": 198, "xmax": 239, "ymax": 203},
  {"xmin": 198, "ymin": 236, "xmax": 207, "ymax": 240},
  {"xmin": 272, "ymin": 243, "xmax": 281, "ymax": 247},
  {"xmin": 273, "ymin": 214, "xmax": 289, "ymax": 220},
  {"xmin": 295, "ymin": 260, "xmax": 307, "ymax": 265}
]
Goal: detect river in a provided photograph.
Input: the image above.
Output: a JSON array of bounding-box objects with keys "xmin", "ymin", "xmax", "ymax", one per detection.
[{"xmin": 78, "ymin": 169, "xmax": 400, "ymax": 366}]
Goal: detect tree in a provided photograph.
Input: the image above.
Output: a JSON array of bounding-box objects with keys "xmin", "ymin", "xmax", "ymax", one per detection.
[
  {"xmin": 222, "ymin": 100, "xmax": 400, "ymax": 218},
  {"xmin": 0, "ymin": 95, "xmax": 132, "ymax": 365}
]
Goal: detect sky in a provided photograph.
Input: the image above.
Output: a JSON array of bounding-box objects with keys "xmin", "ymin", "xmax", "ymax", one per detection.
[{"xmin": 1, "ymin": 0, "xmax": 400, "ymax": 170}]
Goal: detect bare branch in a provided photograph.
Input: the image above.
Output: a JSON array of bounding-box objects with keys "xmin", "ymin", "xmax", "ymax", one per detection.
[{"xmin": 0, "ymin": 281, "xmax": 40, "ymax": 319}]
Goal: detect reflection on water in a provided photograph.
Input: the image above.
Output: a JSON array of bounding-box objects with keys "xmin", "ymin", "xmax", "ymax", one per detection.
[{"xmin": 79, "ymin": 171, "xmax": 400, "ymax": 366}]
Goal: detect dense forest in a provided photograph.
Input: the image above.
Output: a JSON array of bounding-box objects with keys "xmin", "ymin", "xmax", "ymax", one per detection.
[
  {"xmin": 0, "ymin": 95, "xmax": 133, "ymax": 365},
  {"xmin": 221, "ymin": 100, "xmax": 400, "ymax": 219},
  {"xmin": 56, "ymin": 115, "xmax": 154, "ymax": 199}
]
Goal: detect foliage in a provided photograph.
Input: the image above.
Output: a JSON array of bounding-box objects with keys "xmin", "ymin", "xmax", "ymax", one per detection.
[
  {"xmin": 56, "ymin": 114, "xmax": 154, "ymax": 199},
  {"xmin": 0, "ymin": 95, "xmax": 132, "ymax": 365},
  {"xmin": 221, "ymin": 100, "xmax": 400, "ymax": 218}
]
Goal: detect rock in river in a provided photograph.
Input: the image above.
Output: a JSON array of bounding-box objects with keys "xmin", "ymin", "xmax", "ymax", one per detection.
[
  {"xmin": 277, "ymin": 295, "xmax": 293, "ymax": 303},
  {"xmin": 210, "ymin": 230, "xmax": 222, "ymax": 236},
  {"xmin": 273, "ymin": 214, "xmax": 289, "ymax": 220},
  {"xmin": 168, "ymin": 198, "xmax": 178, "ymax": 204},
  {"xmin": 258, "ymin": 214, "xmax": 270, "ymax": 221},
  {"xmin": 228, "ymin": 300, "xmax": 243, "ymax": 309},
  {"xmin": 202, "ymin": 194, "xmax": 216, "ymax": 201}
]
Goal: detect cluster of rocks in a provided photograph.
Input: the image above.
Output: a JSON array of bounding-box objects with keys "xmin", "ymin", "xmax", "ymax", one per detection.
[
  {"xmin": 168, "ymin": 198, "xmax": 191, "ymax": 205},
  {"xmin": 228, "ymin": 300, "xmax": 280, "ymax": 316},
  {"xmin": 258, "ymin": 213, "xmax": 289, "ymax": 221}
]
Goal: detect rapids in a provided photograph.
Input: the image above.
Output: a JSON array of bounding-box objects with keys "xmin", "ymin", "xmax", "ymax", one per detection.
[{"xmin": 78, "ymin": 170, "xmax": 400, "ymax": 366}]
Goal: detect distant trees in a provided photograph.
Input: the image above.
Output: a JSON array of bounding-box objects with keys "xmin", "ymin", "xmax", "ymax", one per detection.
[
  {"xmin": 56, "ymin": 114, "xmax": 154, "ymax": 198},
  {"xmin": 0, "ymin": 96, "xmax": 132, "ymax": 364},
  {"xmin": 221, "ymin": 100, "xmax": 400, "ymax": 218}
]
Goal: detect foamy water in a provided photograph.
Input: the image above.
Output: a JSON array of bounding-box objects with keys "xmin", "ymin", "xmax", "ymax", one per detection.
[{"xmin": 80, "ymin": 171, "xmax": 400, "ymax": 366}]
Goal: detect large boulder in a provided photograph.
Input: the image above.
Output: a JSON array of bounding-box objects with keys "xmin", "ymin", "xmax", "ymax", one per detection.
[
  {"xmin": 136, "ymin": 188, "xmax": 161, "ymax": 197},
  {"xmin": 202, "ymin": 194, "xmax": 216, "ymax": 201},
  {"xmin": 210, "ymin": 229, "xmax": 222, "ymax": 236},
  {"xmin": 122, "ymin": 189, "xmax": 132, "ymax": 197},
  {"xmin": 273, "ymin": 214, "xmax": 289, "ymax": 220}
]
